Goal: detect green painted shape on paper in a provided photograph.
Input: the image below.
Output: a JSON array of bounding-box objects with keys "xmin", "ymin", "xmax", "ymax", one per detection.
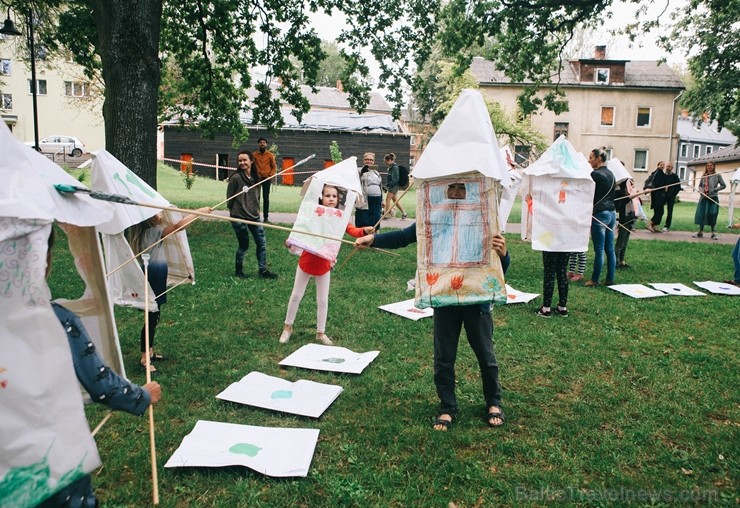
[
  {"xmin": 271, "ymin": 390, "xmax": 293, "ymax": 399},
  {"xmin": 229, "ymin": 443, "xmax": 262, "ymax": 457},
  {"xmin": 322, "ymin": 357, "xmax": 345, "ymax": 364},
  {"xmin": 0, "ymin": 456, "xmax": 52, "ymax": 507}
]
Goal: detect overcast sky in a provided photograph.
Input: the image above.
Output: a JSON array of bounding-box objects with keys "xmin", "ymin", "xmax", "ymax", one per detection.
[{"xmin": 304, "ymin": 0, "xmax": 687, "ymax": 89}]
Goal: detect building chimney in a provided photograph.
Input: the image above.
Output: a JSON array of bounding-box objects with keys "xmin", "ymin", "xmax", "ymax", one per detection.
[
  {"xmin": 594, "ymin": 45, "xmax": 606, "ymax": 59},
  {"xmin": 336, "ymin": 80, "xmax": 343, "ymax": 92}
]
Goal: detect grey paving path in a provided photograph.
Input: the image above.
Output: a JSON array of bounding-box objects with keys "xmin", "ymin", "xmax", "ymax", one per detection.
[{"xmin": 212, "ymin": 211, "xmax": 739, "ymax": 245}]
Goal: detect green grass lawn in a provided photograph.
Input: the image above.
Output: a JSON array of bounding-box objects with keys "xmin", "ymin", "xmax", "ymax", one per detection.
[{"xmin": 46, "ymin": 175, "xmax": 739, "ymax": 506}]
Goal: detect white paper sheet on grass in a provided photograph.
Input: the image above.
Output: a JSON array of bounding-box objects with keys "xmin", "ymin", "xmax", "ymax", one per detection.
[
  {"xmin": 164, "ymin": 420, "xmax": 319, "ymax": 478},
  {"xmin": 608, "ymin": 284, "xmax": 668, "ymax": 298},
  {"xmin": 379, "ymin": 299, "xmax": 434, "ymax": 320},
  {"xmin": 505, "ymin": 284, "xmax": 540, "ymax": 304},
  {"xmin": 693, "ymin": 281, "xmax": 740, "ymax": 296},
  {"xmin": 216, "ymin": 372, "xmax": 343, "ymax": 418},
  {"xmin": 649, "ymin": 283, "xmax": 706, "ymax": 297},
  {"xmin": 279, "ymin": 344, "xmax": 379, "ymax": 374}
]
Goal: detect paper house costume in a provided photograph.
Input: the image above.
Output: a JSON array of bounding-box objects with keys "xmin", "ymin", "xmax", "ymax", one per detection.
[
  {"xmin": 92, "ymin": 150, "xmax": 195, "ymax": 311},
  {"xmin": 287, "ymin": 157, "xmax": 362, "ymax": 263},
  {"xmin": 521, "ymin": 136, "xmax": 595, "ymax": 252},
  {"xmin": 0, "ymin": 123, "xmax": 117, "ymax": 507},
  {"xmin": 412, "ymin": 89, "xmax": 510, "ymax": 308},
  {"xmin": 729, "ymin": 168, "xmax": 740, "ymax": 228}
]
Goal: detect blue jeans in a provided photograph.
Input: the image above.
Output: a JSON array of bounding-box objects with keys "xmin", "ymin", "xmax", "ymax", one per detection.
[
  {"xmin": 733, "ymin": 238, "xmax": 740, "ymax": 283},
  {"xmin": 590, "ymin": 209, "xmax": 616, "ymax": 283},
  {"xmin": 232, "ymin": 222, "xmax": 267, "ymax": 272}
]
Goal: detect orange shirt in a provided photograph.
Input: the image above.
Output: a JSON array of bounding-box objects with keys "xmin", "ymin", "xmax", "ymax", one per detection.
[{"xmin": 252, "ymin": 149, "xmax": 277, "ymax": 179}]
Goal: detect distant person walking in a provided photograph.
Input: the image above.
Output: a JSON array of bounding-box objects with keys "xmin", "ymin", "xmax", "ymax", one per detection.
[
  {"xmin": 384, "ymin": 153, "xmax": 408, "ymax": 219},
  {"xmin": 645, "ymin": 161, "xmax": 667, "ymax": 233},
  {"xmin": 253, "ymin": 137, "xmax": 277, "ymax": 223},
  {"xmin": 693, "ymin": 162, "xmax": 726, "ymax": 240}
]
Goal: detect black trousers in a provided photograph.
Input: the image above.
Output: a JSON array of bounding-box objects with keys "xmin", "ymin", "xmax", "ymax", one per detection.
[{"xmin": 432, "ymin": 305, "xmax": 501, "ymax": 415}]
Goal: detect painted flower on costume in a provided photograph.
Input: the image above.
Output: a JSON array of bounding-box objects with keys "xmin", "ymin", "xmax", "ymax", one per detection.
[
  {"xmin": 426, "ymin": 272, "xmax": 440, "ymax": 286},
  {"xmin": 483, "ymin": 275, "xmax": 502, "ymax": 294},
  {"xmin": 314, "ymin": 207, "xmax": 325, "ymax": 217},
  {"xmin": 451, "ymin": 274, "xmax": 464, "ymax": 290}
]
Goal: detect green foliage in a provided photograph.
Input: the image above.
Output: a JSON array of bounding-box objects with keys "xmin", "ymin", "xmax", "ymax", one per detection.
[
  {"xmin": 329, "ymin": 140, "xmax": 342, "ymax": 164},
  {"xmin": 413, "ymin": 57, "xmax": 547, "ymax": 152},
  {"xmin": 180, "ymin": 161, "xmax": 195, "ymax": 190},
  {"xmin": 628, "ymin": 0, "xmax": 739, "ymax": 137},
  {"xmin": 295, "ymin": 40, "xmax": 350, "ymax": 88}
]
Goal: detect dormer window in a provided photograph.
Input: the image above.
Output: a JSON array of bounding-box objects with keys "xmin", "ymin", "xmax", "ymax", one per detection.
[{"xmin": 595, "ymin": 68, "xmax": 610, "ymax": 85}]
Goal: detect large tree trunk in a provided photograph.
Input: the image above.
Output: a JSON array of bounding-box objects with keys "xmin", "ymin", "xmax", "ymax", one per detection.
[{"xmin": 92, "ymin": 0, "xmax": 162, "ymax": 188}]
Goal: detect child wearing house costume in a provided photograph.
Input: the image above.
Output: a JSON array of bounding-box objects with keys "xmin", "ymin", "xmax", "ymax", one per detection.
[
  {"xmin": 279, "ymin": 184, "xmax": 374, "ymax": 345},
  {"xmin": 355, "ymin": 218, "xmax": 509, "ymax": 431}
]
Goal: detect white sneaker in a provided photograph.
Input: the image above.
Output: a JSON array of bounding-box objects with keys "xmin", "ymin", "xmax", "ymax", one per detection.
[
  {"xmin": 662, "ymin": 227, "xmax": 669, "ymax": 232},
  {"xmin": 279, "ymin": 329, "xmax": 291, "ymax": 343},
  {"xmin": 316, "ymin": 333, "xmax": 333, "ymax": 345}
]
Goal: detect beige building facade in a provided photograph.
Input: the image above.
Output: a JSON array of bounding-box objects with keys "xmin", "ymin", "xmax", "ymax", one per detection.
[
  {"xmin": 471, "ymin": 50, "xmax": 685, "ymax": 188},
  {"xmin": 1, "ymin": 33, "xmax": 105, "ymax": 151}
]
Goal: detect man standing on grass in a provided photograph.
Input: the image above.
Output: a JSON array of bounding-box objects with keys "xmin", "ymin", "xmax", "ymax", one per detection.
[
  {"xmin": 253, "ymin": 137, "xmax": 277, "ymax": 223},
  {"xmin": 662, "ymin": 162, "xmax": 680, "ymax": 232}
]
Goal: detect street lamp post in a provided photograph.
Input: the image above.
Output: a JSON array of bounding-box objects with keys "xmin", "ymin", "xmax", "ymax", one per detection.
[{"xmin": 1, "ymin": 6, "xmax": 40, "ymax": 151}]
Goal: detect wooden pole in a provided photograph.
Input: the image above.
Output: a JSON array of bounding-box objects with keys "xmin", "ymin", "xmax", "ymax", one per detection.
[{"xmin": 142, "ymin": 254, "xmax": 160, "ymax": 505}]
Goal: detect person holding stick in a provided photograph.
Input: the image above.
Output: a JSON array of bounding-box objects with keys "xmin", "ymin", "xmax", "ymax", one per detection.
[
  {"xmin": 355, "ymin": 188, "xmax": 509, "ymax": 431},
  {"xmin": 41, "ymin": 229, "xmax": 163, "ymax": 508},
  {"xmin": 227, "ymin": 150, "xmax": 278, "ymax": 279},
  {"xmin": 693, "ymin": 161, "xmax": 726, "ymax": 240},
  {"xmin": 279, "ymin": 184, "xmax": 375, "ymax": 345},
  {"xmin": 126, "ymin": 206, "xmax": 211, "ymax": 373},
  {"xmin": 662, "ymin": 163, "xmax": 680, "ymax": 232}
]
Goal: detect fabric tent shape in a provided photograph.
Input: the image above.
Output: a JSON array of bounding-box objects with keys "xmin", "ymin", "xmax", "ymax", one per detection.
[
  {"xmin": 0, "ymin": 123, "xmax": 111, "ymax": 507},
  {"xmin": 287, "ymin": 157, "xmax": 361, "ymax": 263},
  {"xmin": 521, "ymin": 135, "xmax": 595, "ymax": 252},
  {"xmin": 91, "ymin": 150, "xmax": 195, "ymax": 311}
]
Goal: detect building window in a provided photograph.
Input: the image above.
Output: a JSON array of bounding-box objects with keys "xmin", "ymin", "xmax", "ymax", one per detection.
[
  {"xmin": 0, "ymin": 59, "xmax": 10, "ymax": 75},
  {"xmin": 28, "ymin": 79, "xmax": 47, "ymax": 95},
  {"xmin": 595, "ymin": 68, "xmax": 610, "ymax": 85},
  {"xmin": 693, "ymin": 145, "xmax": 700, "ymax": 158},
  {"xmin": 514, "ymin": 145, "xmax": 530, "ymax": 166},
  {"xmin": 410, "ymin": 135, "xmax": 417, "ymax": 146},
  {"xmin": 636, "ymin": 107, "xmax": 651, "ymax": 127},
  {"xmin": 600, "ymin": 106, "xmax": 615, "ymax": 127},
  {"xmin": 678, "ymin": 166, "xmax": 687, "ymax": 180},
  {"xmin": 705, "ymin": 145, "xmax": 713, "ymax": 155},
  {"xmin": 64, "ymin": 81, "xmax": 90, "ymax": 97},
  {"xmin": 680, "ymin": 144, "xmax": 688, "ymax": 158},
  {"xmin": 634, "ymin": 149, "xmax": 648, "ymax": 171},
  {"xmin": 1, "ymin": 94, "xmax": 11, "ymax": 110},
  {"xmin": 553, "ymin": 122, "xmax": 569, "ymax": 140},
  {"xmin": 409, "ymin": 157, "xmax": 416, "ymax": 168},
  {"xmin": 605, "ymin": 148, "xmax": 613, "ymax": 160}
]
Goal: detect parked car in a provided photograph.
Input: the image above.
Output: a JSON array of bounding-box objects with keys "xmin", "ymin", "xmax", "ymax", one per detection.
[{"xmin": 25, "ymin": 135, "xmax": 86, "ymax": 157}]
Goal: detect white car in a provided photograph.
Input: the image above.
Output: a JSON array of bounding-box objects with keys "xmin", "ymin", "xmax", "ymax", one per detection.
[{"xmin": 26, "ymin": 135, "xmax": 87, "ymax": 157}]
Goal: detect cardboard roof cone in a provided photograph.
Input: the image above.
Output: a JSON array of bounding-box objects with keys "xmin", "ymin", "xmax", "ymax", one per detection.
[
  {"xmin": 499, "ymin": 146, "xmax": 523, "ymax": 233},
  {"xmin": 0, "ymin": 122, "xmax": 111, "ymax": 506},
  {"xmin": 288, "ymin": 157, "xmax": 362, "ymax": 262},
  {"xmin": 91, "ymin": 150, "xmax": 195, "ymax": 311},
  {"xmin": 606, "ymin": 158, "xmax": 631, "ymax": 184},
  {"xmin": 411, "ymin": 89, "xmax": 508, "ymax": 308},
  {"xmin": 522, "ymin": 135, "xmax": 595, "ymax": 252}
]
